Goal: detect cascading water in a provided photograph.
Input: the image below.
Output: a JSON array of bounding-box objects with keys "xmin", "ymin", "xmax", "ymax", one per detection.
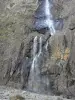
[
  {"xmin": 34, "ymin": 0, "xmax": 63, "ymax": 33},
  {"xmin": 45, "ymin": 0, "xmax": 55, "ymax": 35},
  {"xmin": 27, "ymin": 0, "xmax": 56, "ymax": 94},
  {"xmin": 27, "ymin": 36, "xmax": 42, "ymax": 92},
  {"xmin": 27, "ymin": 36, "xmax": 50, "ymax": 94}
]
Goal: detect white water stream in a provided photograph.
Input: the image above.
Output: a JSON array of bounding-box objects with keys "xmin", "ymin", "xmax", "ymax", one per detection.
[
  {"xmin": 27, "ymin": 0, "xmax": 55, "ymax": 94},
  {"xmin": 45, "ymin": 0, "xmax": 55, "ymax": 35}
]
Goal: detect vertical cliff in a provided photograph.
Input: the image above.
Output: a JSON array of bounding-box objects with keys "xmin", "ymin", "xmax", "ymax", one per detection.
[{"xmin": 0, "ymin": 0, "xmax": 75, "ymax": 98}]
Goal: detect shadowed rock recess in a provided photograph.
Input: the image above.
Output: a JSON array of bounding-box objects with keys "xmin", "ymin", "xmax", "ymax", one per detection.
[{"xmin": 0, "ymin": 0, "xmax": 75, "ymax": 99}]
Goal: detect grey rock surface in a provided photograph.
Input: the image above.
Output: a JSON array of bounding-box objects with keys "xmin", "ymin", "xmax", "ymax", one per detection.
[
  {"xmin": 0, "ymin": 86, "xmax": 73, "ymax": 100},
  {"xmin": 0, "ymin": 0, "xmax": 75, "ymax": 98}
]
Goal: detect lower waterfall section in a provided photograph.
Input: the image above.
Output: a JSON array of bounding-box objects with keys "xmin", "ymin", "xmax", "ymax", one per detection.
[{"xmin": 27, "ymin": 36, "xmax": 51, "ymax": 94}]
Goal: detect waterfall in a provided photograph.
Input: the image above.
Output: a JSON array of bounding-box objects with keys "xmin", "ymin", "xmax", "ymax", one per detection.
[
  {"xmin": 27, "ymin": 0, "xmax": 54, "ymax": 94},
  {"xmin": 38, "ymin": 36, "xmax": 43, "ymax": 54},
  {"xmin": 45, "ymin": 0, "xmax": 52, "ymax": 17},
  {"xmin": 45, "ymin": 0, "xmax": 55, "ymax": 35},
  {"xmin": 27, "ymin": 36, "xmax": 42, "ymax": 92},
  {"xmin": 31, "ymin": 36, "xmax": 38, "ymax": 71},
  {"xmin": 32, "ymin": 36, "xmax": 38, "ymax": 58},
  {"xmin": 34, "ymin": 0, "xmax": 63, "ymax": 33},
  {"xmin": 27, "ymin": 36, "xmax": 50, "ymax": 94}
]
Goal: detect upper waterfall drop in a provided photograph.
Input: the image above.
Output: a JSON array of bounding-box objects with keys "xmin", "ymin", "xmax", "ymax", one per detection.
[
  {"xmin": 45, "ymin": 0, "xmax": 55, "ymax": 35},
  {"xmin": 45, "ymin": 0, "xmax": 52, "ymax": 17},
  {"xmin": 33, "ymin": 0, "xmax": 63, "ymax": 34}
]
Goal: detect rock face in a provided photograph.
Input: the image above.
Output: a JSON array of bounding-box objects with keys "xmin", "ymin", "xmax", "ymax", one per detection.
[
  {"xmin": 0, "ymin": 86, "xmax": 73, "ymax": 100},
  {"xmin": 0, "ymin": 0, "xmax": 38, "ymax": 84},
  {"xmin": 0, "ymin": 0, "xmax": 75, "ymax": 99}
]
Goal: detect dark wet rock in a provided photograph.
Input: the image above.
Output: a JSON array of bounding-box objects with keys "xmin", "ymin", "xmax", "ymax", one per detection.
[
  {"xmin": 69, "ymin": 23, "xmax": 75, "ymax": 30},
  {"xmin": 33, "ymin": 18, "xmax": 63, "ymax": 33}
]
